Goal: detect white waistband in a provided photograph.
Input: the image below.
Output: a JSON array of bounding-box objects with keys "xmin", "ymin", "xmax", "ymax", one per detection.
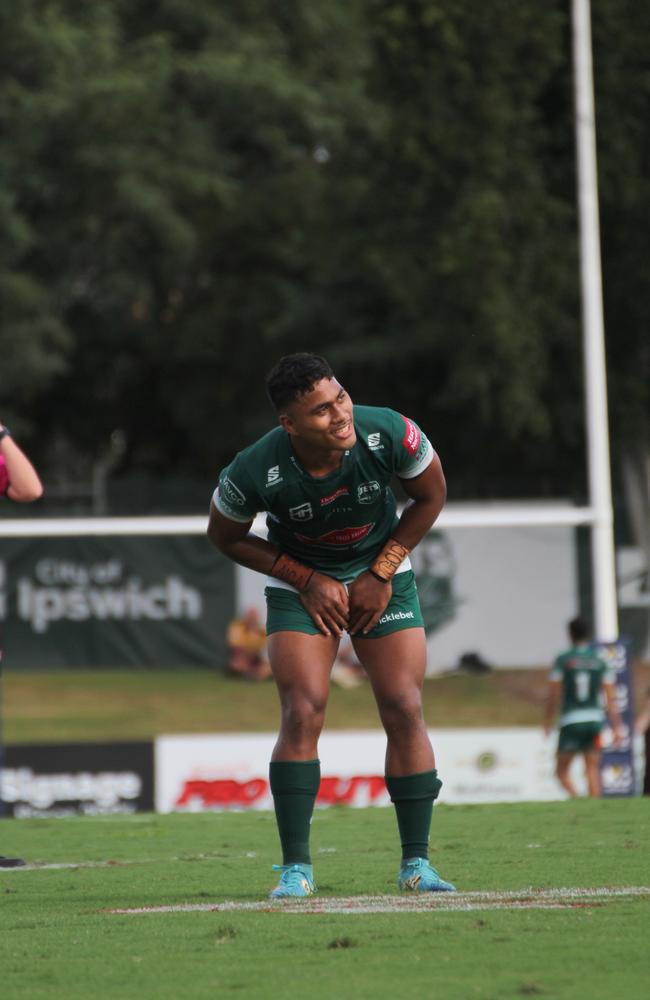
[{"xmin": 265, "ymin": 556, "xmax": 412, "ymax": 593}]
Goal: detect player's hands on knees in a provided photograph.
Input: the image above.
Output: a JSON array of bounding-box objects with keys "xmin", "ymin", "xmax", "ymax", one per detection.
[
  {"xmin": 300, "ymin": 573, "xmax": 349, "ymax": 638},
  {"xmin": 347, "ymin": 572, "xmax": 392, "ymax": 636}
]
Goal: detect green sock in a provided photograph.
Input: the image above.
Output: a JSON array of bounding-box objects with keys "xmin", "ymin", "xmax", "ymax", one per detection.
[
  {"xmin": 385, "ymin": 769, "xmax": 442, "ymax": 861},
  {"xmin": 269, "ymin": 759, "xmax": 320, "ymax": 866}
]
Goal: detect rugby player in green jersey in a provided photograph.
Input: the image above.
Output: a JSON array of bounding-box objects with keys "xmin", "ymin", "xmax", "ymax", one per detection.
[
  {"xmin": 208, "ymin": 353, "xmax": 456, "ymax": 898},
  {"xmin": 544, "ymin": 617, "xmax": 624, "ymax": 798}
]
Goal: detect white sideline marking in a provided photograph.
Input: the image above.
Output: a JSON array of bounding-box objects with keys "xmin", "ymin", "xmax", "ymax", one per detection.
[
  {"xmin": 0, "ymin": 853, "xmax": 245, "ymax": 873},
  {"xmin": 108, "ymin": 886, "xmax": 650, "ymax": 916},
  {"xmin": 0, "ymin": 861, "xmax": 112, "ymax": 872}
]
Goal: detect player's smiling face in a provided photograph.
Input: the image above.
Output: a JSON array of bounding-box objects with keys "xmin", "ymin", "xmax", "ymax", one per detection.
[{"xmin": 280, "ymin": 378, "xmax": 356, "ymax": 455}]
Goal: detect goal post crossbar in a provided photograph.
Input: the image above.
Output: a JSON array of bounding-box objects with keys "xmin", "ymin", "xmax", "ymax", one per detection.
[{"xmin": 0, "ymin": 505, "xmax": 598, "ymax": 538}]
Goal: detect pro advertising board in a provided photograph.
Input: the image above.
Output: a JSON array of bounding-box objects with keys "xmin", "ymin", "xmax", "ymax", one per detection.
[{"xmin": 155, "ymin": 728, "xmax": 585, "ymax": 814}]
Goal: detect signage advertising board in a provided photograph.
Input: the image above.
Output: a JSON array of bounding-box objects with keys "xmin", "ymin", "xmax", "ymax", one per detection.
[{"xmin": 1, "ymin": 742, "xmax": 154, "ymax": 818}]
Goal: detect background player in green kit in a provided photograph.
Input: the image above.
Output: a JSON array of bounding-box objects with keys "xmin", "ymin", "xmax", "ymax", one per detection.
[
  {"xmin": 544, "ymin": 617, "xmax": 624, "ymax": 798},
  {"xmin": 208, "ymin": 353, "xmax": 456, "ymax": 898}
]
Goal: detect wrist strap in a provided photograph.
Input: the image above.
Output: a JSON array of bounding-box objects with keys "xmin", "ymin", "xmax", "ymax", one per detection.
[
  {"xmin": 271, "ymin": 553, "xmax": 314, "ymax": 592},
  {"xmin": 370, "ymin": 538, "xmax": 410, "ymax": 582}
]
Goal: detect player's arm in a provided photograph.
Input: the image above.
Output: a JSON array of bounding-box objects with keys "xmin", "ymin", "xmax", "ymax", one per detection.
[
  {"xmin": 634, "ymin": 691, "xmax": 650, "ymax": 735},
  {"xmin": 544, "ymin": 679, "xmax": 562, "ymax": 736},
  {"xmin": 393, "ymin": 451, "xmax": 447, "ymax": 549},
  {"xmin": 348, "ymin": 455, "xmax": 446, "ymax": 636},
  {"xmin": 603, "ymin": 681, "xmax": 625, "ymax": 746},
  {"xmin": 0, "ymin": 428, "xmax": 43, "ymax": 503},
  {"xmin": 208, "ymin": 502, "xmax": 278, "ymax": 574},
  {"xmin": 207, "ymin": 502, "xmax": 349, "ymax": 638}
]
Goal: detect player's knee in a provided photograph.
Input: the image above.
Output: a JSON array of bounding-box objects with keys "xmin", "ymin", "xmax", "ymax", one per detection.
[
  {"xmin": 280, "ymin": 694, "xmax": 326, "ymax": 739},
  {"xmin": 378, "ymin": 690, "xmax": 424, "ymax": 735}
]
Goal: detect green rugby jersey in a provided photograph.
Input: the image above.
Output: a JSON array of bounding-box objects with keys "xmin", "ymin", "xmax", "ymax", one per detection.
[
  {"xmin": 550, "ymin": 644, "xmax": 615, "ymax": 727},
  {"xmin": 213, "ymin": 405, "xmax": 435, "ymax": 582}
]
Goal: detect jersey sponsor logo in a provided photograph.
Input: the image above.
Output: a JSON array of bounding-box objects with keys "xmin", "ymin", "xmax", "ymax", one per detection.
[
  {"xmin": 324, "ymin": 506, "xmax": 353, "ymax": 520},
  {"xmin": 401, "ymin": 416, "xmax": 421, "ymax": 455},
  {"xmin": 357, "ymin": 480, "xmax": 381, "ymax": 504},
  {"xmin": 220, "ymin": 476, "xmax": 246, "ymax": 506},
  {"xmin": 296, "ymin": 523, "xmax": 374, "ymax": 546},
  {"xmin": 266, "ymin": 465, "xmax": 282, "ymax": 487},
  {"xmin": 367, "ymin": 432, "xmax": 383, "ymax": 450},
  {"xmin": 378, "ymin": 609, "xmax": 415, "ymax": 625},
  {"xmin": 320, "ymin": 487, "xmax": 350, "ymax": 507},
  {"xmin": 568, "ymin": 656, "xmax": 600, "ymax": 671},
  {"xmin": 289, "ymin": 502, "xmax": 313, "ymax": 522}
]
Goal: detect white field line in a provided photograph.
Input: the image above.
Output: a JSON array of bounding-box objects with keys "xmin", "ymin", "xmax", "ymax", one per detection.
[
  {"xmin": 0, "ymin": 861, "xmax": 113, "ymax": 872},
  {"xmin": 107, "ymin": 886, "xmax": 650, "ymax": 916},
  {"xmin": 0, "ymin": 853, "xmax": 241, "ymax": 873}
]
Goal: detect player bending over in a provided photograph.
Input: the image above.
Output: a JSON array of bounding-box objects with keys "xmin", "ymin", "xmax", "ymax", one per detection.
[{"xmin": 208, "ymin": 353, "xmax": 455, "ymax": 897}]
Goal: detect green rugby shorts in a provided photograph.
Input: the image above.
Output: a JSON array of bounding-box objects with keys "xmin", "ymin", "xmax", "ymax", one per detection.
[
  {"xmin": 265, "ymin": 569, "xmax": 424, "ymax": 638},
  {"xmin": 557, "ymin": 721, "xmax": 603, "ymax": 754}
]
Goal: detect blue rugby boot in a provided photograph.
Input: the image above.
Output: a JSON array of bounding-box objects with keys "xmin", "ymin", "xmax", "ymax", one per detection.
[
  {"xmin": 270, "ymin": 863, "xmax": 316, "ymax": 899},
  {"xmin": 398, "ymin": 857, "xmax": 456, "ymax": 893}
]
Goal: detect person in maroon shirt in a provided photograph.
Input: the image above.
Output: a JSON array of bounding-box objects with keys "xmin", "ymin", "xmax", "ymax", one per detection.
[{"xmin": 0, "ymin": 421, "xmax": 43, "ymax": 867}]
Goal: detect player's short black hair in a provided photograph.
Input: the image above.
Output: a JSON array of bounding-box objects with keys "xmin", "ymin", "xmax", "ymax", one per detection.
[
  {"xmin": 266, "ymin": 353, "xmax": 334, "ymax": 411},
  {"xmin": 568, "ymin": 616, "xmax": 590, "ymax": 643}
]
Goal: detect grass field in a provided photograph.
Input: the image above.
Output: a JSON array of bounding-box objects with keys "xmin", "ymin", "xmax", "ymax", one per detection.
[
  {"xmin": 1, "ymin": 800, "xmax": 648, "ymax": 1000},
  {"xmin": 2, "ymin": 667, "xmax": 649, "ymax": 998},
  {"xmin": 4, "ymin": 662, "xmax": 650, "ymax": 744}
]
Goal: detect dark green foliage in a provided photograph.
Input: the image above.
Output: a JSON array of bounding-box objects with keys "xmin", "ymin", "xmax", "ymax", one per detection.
[{"xmin": 0, "ymin": 1, "xmax": 647, "ymax": 501}]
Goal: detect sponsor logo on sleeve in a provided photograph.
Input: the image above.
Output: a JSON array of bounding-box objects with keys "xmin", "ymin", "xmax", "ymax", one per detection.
[
  {"xmin": 289, "ymin": 502, "xmax": 313, "ymax": 522},
  {"xmin": 357, "ymin": 481, "xmax": 381, "ymax": 504},
  {"xmin": 220, "ymin": 476, "xmax": 246, "ymax": 506},
  {"xmin": 401, "ymin": 417, "xmax": 421, "ymax": 455},
  {"xmin": 367, "ymin": 432, "xmax": 383, "ymax": 450},
  {"xmin": 266, "ymin": 465, "xmax": 282, "ymax": 487}
]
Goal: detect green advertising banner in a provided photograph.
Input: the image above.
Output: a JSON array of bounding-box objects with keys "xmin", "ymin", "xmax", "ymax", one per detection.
[{"xmin": 0, "ymin": 535, "xmax": 234, "ymax": 669}]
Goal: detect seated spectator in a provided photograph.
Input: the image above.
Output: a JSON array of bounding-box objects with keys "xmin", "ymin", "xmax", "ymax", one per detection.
[
  {"xmin": 331, "ymin": 637, "xmax": 366, "ymax": 689},
  {"xmin": 226, "ymin": 607, "xmax": 272, "ymax": 681}
]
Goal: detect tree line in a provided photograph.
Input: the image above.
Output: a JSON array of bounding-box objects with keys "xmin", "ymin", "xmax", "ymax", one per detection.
[{"xmin": 1, "ymin": 0, "xmax": 648, "ymax": 509}]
